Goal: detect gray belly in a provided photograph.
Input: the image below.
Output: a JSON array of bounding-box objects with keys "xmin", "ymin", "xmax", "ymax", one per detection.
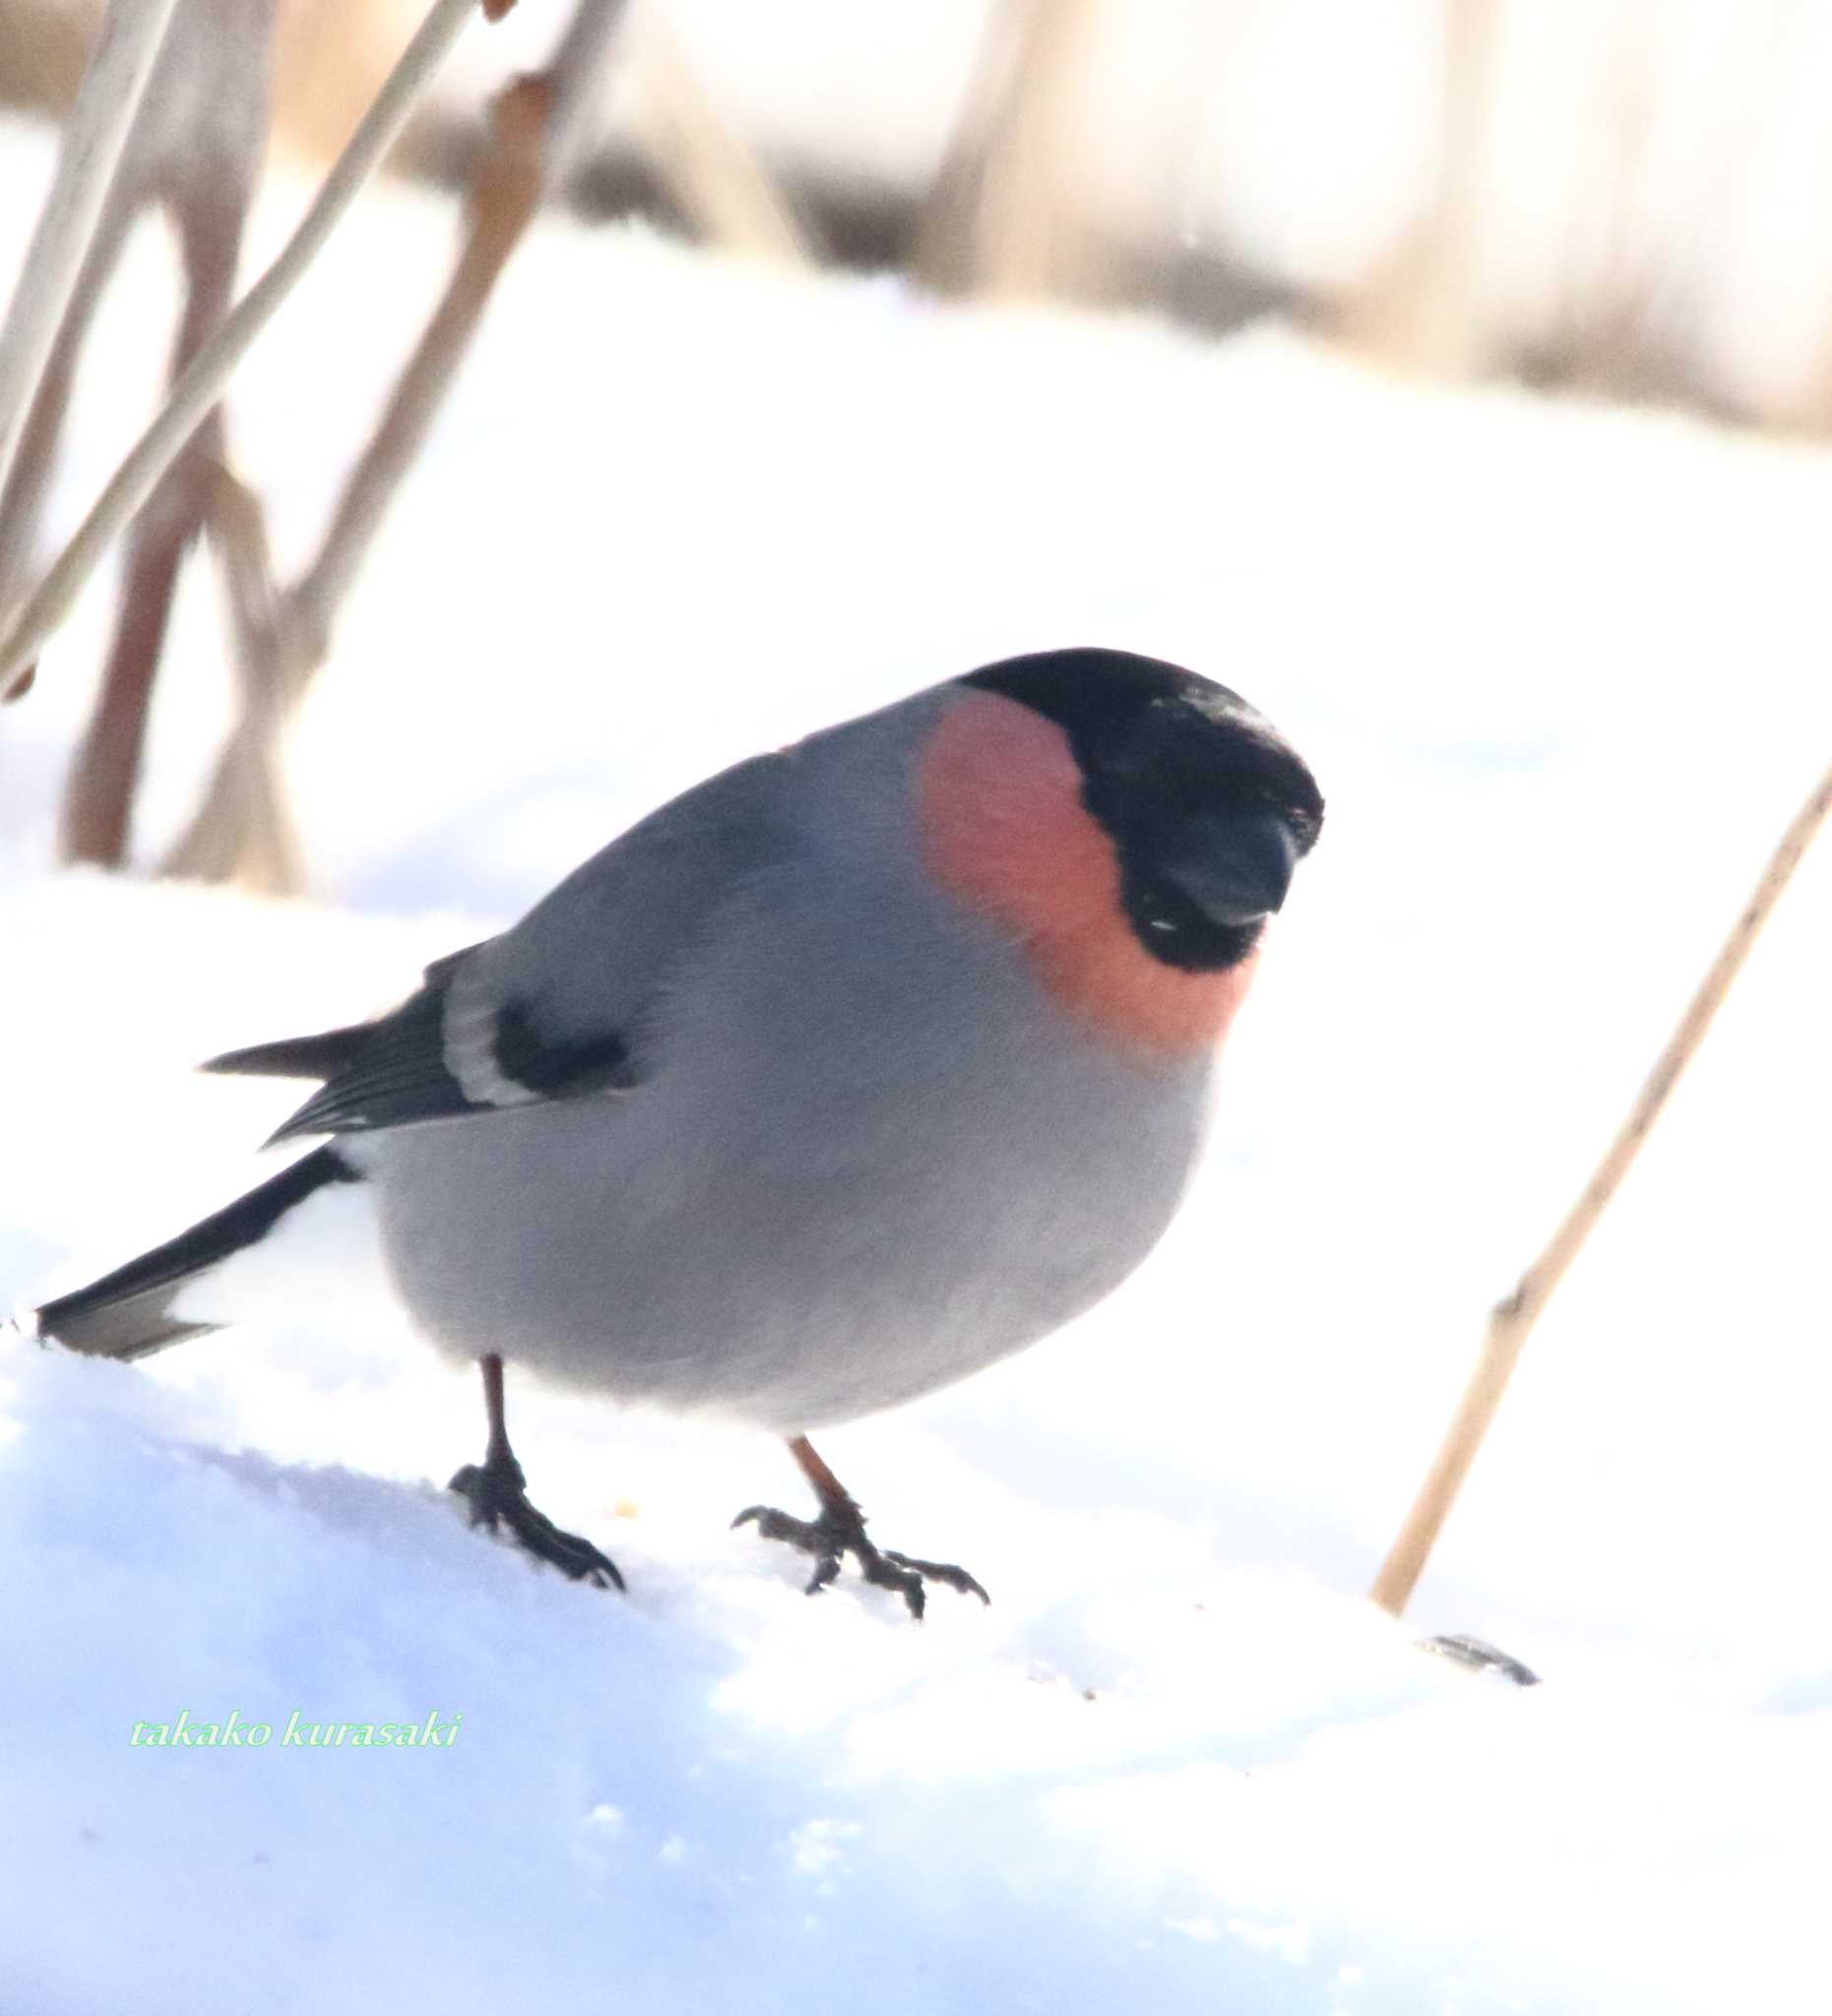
[
  {"xmin": 366, "ymin": 1062, "xmax": 1209, "ymax": 1433},
  {"xmin": 361, "ymin": 866, "xmax": 1217, "ymax": 1432}
]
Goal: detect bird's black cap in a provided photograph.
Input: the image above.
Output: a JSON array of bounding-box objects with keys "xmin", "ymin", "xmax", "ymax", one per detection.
[{"xmin": 960, "ymin": 647, "xmax": 1324, "ymax": 971}]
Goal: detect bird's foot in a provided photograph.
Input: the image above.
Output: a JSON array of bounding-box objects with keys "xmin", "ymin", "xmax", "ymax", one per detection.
[
  {"xmin": 732, "ymin": 1494, "xmax": 988, "ymax": 1619},
  {"xmin": 449, "ymin": 1450, "xmax": 624, "ymax": 1591}
]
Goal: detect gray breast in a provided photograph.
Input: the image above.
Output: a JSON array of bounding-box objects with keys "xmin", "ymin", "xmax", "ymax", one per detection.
[{"xmin": 363, "ymin": 711, "xmax": 1217, "ymax": 1431}]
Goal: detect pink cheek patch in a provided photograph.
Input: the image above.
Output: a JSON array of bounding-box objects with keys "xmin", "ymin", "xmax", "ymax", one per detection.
[{"xmin": 916, "ymin": 690, "xmax": 1257, "ymax": 1056}]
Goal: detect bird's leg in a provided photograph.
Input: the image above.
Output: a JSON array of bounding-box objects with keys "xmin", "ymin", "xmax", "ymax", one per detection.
[
  {"xmin": 448, "ymin": 1354, "xmax": 623, "ymax": 1590},
  {"xmin": 733, "ymin": 1434, "xmax": 989, "ymax": 1619}
]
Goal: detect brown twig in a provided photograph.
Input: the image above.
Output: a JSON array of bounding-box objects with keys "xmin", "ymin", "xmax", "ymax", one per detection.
[
  {"xmin": 291, "ymin": 0, "xmax": 631, "ymax": 656},
  {"xmin": 57, "ymin": 0, "xmax": 277, "ymax": 867},
  {"xmin": 288, "ymin": 68, "xmax": 558, "ymax": 667},
  {"xmin": 159, "ymin": 464, "xmax": 302, "ymax": 892},
  {"xmin": 159, "ymin": 75, "xmax": 555, "ymax": 888},
  {"xmin": 1333, "ymin": 0, "xmax": 1504, "ymax": 377},
  {"xmin": 1370, "ymin": 757, "xmax": 1832, "ymax": 1616},
  {"xmin": 0, "ymin": 0, "xmax": 484, "ymax": 701},
  {"xmin": 300, "ymin": 0, "xmax": 632, "ymax": 657},
  {"xmin": 625, "ymin": 16, "xmax": 814, "ymax": 268},
  {"xmin": 0, "ymin": 190, "xmax": 137, "ymax": 616},
  {"xmin": 0, "ymin": 0, "xmax": 182, "ymax": 508},
  {"xmin": 163, "ymin": 0, "xmax": 631, "ymax": 890},
  {"xmin": 912, "ymin": 0, "xmax": 1111, "ymax": 302}
]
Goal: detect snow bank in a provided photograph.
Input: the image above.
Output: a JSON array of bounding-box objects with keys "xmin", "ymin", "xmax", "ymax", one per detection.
[
  {"xmin": 6, "ymin": 113, "xmax": 1832, "ymax": 2012},
  {"xmin": 8, "ymin": 1314, "xmax": 1831, "ymax": 2016}
]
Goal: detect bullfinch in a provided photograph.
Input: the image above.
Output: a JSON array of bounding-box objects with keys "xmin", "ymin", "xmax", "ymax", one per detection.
[{"xmin": 20, "ymin": 646, "xmax": 1324, "ymax": 1613}]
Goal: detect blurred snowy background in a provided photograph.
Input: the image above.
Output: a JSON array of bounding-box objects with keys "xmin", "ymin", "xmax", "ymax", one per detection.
[{"xmin": 4, "ymin": 2, "xmax": 1832, "ymax": 2011}]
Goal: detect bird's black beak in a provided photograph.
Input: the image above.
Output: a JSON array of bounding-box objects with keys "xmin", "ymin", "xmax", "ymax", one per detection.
[{"xmin": 1160, "ymin": 811, "xmax": 1300, "ymax": 926}]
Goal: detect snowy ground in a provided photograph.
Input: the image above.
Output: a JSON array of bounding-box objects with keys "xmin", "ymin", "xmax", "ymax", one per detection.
[{"xmin": 6, "ymin": 111, "xmax": 1832, "ymax": 2012}]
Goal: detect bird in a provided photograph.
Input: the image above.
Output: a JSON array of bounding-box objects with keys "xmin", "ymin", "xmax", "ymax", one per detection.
[{"xmin": 19, "ymin": 647, "xmax": 1323, "ymax": 1614}]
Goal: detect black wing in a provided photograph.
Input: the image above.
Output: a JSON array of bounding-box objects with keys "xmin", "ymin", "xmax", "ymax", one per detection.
[
  {"xmin": 204, "ymin": 950, "xmax": 634, "ymax": 1147},
  {"xmin": 203, "ymin": 742, "xmax": 790, "ymax": 1147}
]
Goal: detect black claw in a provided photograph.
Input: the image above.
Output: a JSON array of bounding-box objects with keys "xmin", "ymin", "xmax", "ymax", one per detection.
[
  {"xmin": 449, "ymin": 1457, "xmax": 624, "ymax": 1592},
  {"xmin": 733, "ymin": 1497, "xmax": 987, "ymax": 1618},
  {"xmin": 883, "ymin": 1550, "xmax": 990, "ymax": 1606}
]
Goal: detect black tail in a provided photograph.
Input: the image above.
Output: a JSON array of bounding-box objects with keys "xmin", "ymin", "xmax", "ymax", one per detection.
[
  {"xmin": 200, "ymin": 1025, "xmax": 371, "ymax": 1082},
  {"xmin": 30, "ymin": 1147, "xmax": 359, "ymax": 1360}
]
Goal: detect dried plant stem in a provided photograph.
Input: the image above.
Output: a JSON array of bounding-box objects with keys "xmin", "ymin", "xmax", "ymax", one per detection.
[
  {"xmin": 0, "ymin": 194, "xmax": 137, "ymax": 616},
  {"xmin": 60, "ymin": 183, "xmax": 247, "ymax": 865},
  {"xmin": 912, "ymin": 0, "xmax": 1107, "ymax": 301},
  {"xmin": 628, "ymin": 18, "xmax": 813, "ymax": 267},
  {"xmin": 56, "ymin": 0, "xmax": 279, "ymax": 865},
  {"xmin": 0, "ymin": 0, "xmax": 181, "ymax": 507},
  {"xmin": 161, "ymin": 78, "xmax": 554, "ymax": 886},
  {"xmin": 0, "ymin": 0, "xmax": 483, "ymax": 700},
  {"xmin": 1370, "ymin": 759, "xmax": 1832, "ymax": 1617},
  {"xmin": 166, "ymin": 0, "xmax": 629, "ymax": 889},
  {"xmin": 290, "ymin": 70, "xmax": 558, "ymax": 659},
  {"xmin": 161, "ymin": 465, "xmax": 302, "ymax": 892},
  {"xmin": 913, "ymin": 0, "xmax": 1037, "ymax": 291},
  {"xmin": 1335, "ymin": 0, "xmax": 1503, "ymax": 377}
]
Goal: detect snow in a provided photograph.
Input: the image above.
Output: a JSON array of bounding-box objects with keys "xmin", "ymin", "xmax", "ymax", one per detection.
[{"xmin": 6, "ymin": 109, "xmax": 1832, "ymax": 2012}]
